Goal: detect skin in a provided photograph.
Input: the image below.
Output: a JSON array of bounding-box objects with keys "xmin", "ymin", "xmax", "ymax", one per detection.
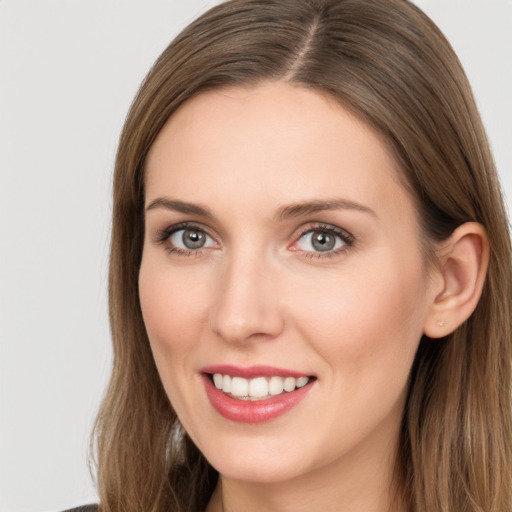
[{"xmin": 139, "ymin": 81, "xmax": 442, "ymax": 512}]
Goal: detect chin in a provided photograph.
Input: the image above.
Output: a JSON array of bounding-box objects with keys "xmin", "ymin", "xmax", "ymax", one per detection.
[
  {"xmin": 194, "ymin": 430, "xmax": 320, "ymax": 484},
  {"xmin": 208, "ymin": 453, "xmax": 308, "ymax": 484}
]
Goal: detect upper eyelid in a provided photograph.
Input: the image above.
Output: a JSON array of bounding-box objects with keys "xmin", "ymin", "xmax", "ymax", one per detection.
[
  {"xmin": 153, "ymin": 221, "xmax": 216, "ymax": 244},
  {"xmin": 293, "ymin": 223, "xmax": 354, "ymax": 241}
]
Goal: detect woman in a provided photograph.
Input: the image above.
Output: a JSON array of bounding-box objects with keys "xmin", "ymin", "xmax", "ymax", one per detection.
[{"xmin": 87, "ymin": 0, "xmax": 512, "ymax": 511}]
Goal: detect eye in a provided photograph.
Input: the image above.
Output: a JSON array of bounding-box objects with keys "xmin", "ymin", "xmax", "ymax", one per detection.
[
  {"xmin": 292, "ymin": 225, "xmax": 354, "ymax": 255},
  {"xmin": 169, "ymin": 227, "xmax": 216, "ymax": 251},
  {"xmin": 297, "ymin": 231, "xmax": 344, "ymax": 252},
  {"xmin": 154, "ymin": 223, "xmax": 218, "ymax": 255}
]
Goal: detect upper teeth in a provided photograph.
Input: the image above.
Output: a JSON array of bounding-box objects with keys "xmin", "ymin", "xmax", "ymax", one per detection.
[{"xmin": 212, "ymin": 373, "xmax": 310, "ymax": 399}]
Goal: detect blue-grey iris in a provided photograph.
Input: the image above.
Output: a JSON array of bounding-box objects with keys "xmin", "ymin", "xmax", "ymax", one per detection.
[
  {"xmin": 312, "ymin": 232, "xmax": 335, "ymax": 252},
  {"xmin": 182, "ymin": 229, "xmax": 206, "ymax": 249}
]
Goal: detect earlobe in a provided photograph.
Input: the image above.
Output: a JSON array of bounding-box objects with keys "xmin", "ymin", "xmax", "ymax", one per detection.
[{"xmin": 423, "ymin": 222, "xmax": 489, "ymax": 339}]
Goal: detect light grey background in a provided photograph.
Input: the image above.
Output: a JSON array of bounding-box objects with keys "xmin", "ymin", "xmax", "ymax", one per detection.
[{"xmin": 0, "ymin": 1, "xmax": 511, "ymax": 511}]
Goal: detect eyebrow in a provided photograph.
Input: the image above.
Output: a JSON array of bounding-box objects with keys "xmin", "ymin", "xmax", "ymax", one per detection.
[
  {"xmin": 276, "ymin": 198, "xmax": 376, "ymax": 220},
  {"xmin": 145, "ymin": 196, "xmax": 376, "ymax": 220},
  {"xmin": 145, "ymin": 197, "xmax": 214, "ymax": 218}
]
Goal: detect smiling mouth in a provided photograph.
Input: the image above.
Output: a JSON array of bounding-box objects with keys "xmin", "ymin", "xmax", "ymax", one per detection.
[{"xmin": 207, "ymin": 373, "xmax": 315, "ymax": 401}]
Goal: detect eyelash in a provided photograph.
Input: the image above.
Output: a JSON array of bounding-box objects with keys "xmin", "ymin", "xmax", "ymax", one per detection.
[
  {"xmin": 292, "ymin": 223, "xmax": 355, "ymax": 259},
  {"xmin": 154, "ymin": 222, "xmax": 355, "ymax": 259},
  {"xmin": 154, "ymin": 222, "xmax": 214, "ymax": 257}
]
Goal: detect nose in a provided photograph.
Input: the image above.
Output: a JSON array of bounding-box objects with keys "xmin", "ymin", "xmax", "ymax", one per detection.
[{"xmin": 210, "ymin": 251, "xmax": 285, "ymax": 344}]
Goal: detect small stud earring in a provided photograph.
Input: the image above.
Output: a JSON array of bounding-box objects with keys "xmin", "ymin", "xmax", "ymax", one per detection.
[{"xmin": 437, "ymin": 320, "xmax": 445, "ymax": 327}]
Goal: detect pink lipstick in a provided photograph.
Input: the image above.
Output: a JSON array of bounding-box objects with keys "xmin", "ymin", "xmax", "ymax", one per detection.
[{"xmin": 201, "ymin": 365, "xmax": 315, "ymax": 423}]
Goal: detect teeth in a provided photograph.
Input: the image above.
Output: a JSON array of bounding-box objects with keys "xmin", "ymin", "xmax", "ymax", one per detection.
[
  {"xmin": 248, "ymin": 377, "xmax": 268, "ymax": 398},
  {"xmin": 211, "ymin": 373, "xmax": 311, "ymax": 399},
  {"xmin": 231, "ymin": 376, "xmax": 249, "ymax": 397},
  {"xmin": 213, "ymin": 373, "xmax": 223, "ymax": 389},
  {"xmin": 269, "ymin": 376, "xmax": 284, "ymax": 395},
  {"xmin": 296, "ymin": 376, "xmax": 309, "ymax": 388},
  {"xmin": 222, "ymin": 374, "xmax": 231, "ymax": 393},
  {"xmin": 283, "ymin": 377, "xmax": 295, "ymax": 392}
]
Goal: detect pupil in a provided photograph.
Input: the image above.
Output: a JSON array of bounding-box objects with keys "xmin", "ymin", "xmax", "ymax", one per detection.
[
  {"xmin": 183, "ymin": 229, "xmax": 206, "ymax": 249},
  {"xmin": 312, "ymin": 232, "xmax": 335, "ymax": 252}
]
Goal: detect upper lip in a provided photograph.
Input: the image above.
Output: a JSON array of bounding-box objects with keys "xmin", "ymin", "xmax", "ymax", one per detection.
[{"xmin": 201, "ymin": 364, "xmax": 313, "ymax": 379}]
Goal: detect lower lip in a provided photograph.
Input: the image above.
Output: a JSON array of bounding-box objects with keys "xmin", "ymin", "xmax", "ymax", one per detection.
[{"xmin": 202, "ymin": 375, "xmax": 314, "ymax": 424}]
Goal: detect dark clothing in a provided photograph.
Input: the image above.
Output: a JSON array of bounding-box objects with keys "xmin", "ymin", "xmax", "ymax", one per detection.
[{"xmin": 62, "ymin": 506, "xmax": 98, "ymax": 512}]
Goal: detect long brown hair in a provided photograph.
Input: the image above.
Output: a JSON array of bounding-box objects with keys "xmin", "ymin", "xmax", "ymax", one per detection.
[{"xmin": 92, "ymin": 1, "xmax": 512, "ymax": 510}]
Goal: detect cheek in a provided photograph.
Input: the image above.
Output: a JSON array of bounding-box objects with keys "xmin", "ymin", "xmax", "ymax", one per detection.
[
  {"xmin": 139, "ymin": 261, "xmax": 208, "ymax": 347},
  {"xmin": 287, "ymin": 255, "xmax": 428, "ymax": 451},
  {"xmin": 289, "ymin": 250, "xmax": 428, "ymax": 381},
  {"xmin": 138, "ymin": 260, "xmax": 215, "ymax": 398},
  {"xmin": 138, "ymin": 260, "xmax": 215, "ymax": 421}
]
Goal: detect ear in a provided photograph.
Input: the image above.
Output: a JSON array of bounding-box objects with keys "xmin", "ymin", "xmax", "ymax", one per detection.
[{"xmin": 423, "ymin": 222, "xmax": 489, "ymax": 339}]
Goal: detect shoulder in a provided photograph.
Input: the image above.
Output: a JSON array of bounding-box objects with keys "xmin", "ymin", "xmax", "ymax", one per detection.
[{"xmin": 61, "ymin": 506, "xmax": 99, "ymax": 512}]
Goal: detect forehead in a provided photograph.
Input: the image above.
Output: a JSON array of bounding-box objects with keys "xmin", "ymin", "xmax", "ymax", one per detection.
[{"xmin": 144, "ymin": 81, "xmax": 414, "ymax": 227}]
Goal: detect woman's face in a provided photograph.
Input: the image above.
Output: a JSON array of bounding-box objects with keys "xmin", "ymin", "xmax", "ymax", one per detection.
[{"xmin": 139, "ymin": 82, "xmax": 437, "ymax": 486}]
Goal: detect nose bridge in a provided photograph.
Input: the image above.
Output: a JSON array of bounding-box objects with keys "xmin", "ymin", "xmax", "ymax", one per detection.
[{"xmin": 211, "ymin": 243, "xmax": 284, "ymax": 344}]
